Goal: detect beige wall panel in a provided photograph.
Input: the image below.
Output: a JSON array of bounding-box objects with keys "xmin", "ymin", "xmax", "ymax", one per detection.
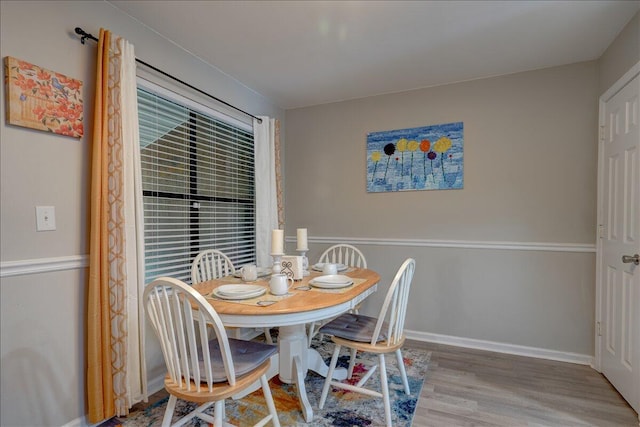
[
  {"xmin": 1, "ymin": 269, "xmax": 87, "ymax": 427},
  {"xmin": 598, "ymin": 11, "xmax": 640, "ymax": 96},
  {"xmin": 285, "ymin": 62, "xmax": 598, "ymax": 243},
  {"xmin": 306, "ymin": 242, "xmax": 594, "ymax": 356}
]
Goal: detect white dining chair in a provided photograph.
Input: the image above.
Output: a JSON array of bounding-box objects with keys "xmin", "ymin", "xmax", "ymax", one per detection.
[
  {"xmin": 318, "ymin": 244, "xmax": 368, "ymax": 269},
  {"xmin": 308, "ymin": 244, "xmax": 368, "ymax": 346},
  {"xmin": 191, "ymin": 249, "xmax": 273, "ymax": 344},
  {"xmin": 143, "ymin": 277, "xmax": 281, "ymax": 427},
  {"xmin": 191, "ymin": 249, "xmax": 236, "ymax": 284},
  {"xmin": 318, "ymin": 258, "xmax": 415, "ymax": 427}
]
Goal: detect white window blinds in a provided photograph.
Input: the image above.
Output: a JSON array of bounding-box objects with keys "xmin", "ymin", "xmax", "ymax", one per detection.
[{"xmin": 137, "ymin": 83, "xmax": 256, "ymax": 284}]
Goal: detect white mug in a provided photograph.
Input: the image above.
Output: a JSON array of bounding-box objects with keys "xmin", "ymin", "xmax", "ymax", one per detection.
[
  {"xmin": 269, "ymin": 273, "xmax": 293, "ymax": 296},
  {"xmin": 322, "ymin": 263, "xmax": 338, "ymax": 275},
  {"xmin": 241, "ymin": 264, "xmax": 258, "ymax": 282}
]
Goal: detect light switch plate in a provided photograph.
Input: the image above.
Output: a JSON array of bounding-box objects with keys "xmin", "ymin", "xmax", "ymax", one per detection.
[{"xmin": 36, "ymin": 206, "xmax": 56, "ymax": 231}]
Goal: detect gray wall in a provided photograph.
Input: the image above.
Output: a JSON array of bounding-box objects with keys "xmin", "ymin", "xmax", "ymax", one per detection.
[
  {"xmin": 285, "ymin": 61, "xmax": 599, "ymax": 357},
  {"xmin": 599, "ymin": 11, "xmax": 640, "ymax": 95},
  {"xmin": 0, "ymin": 1, "xmax": 283, "ymax": 426},
  {"xmin": 286, "ymin": 63, "xmax": 598, "ymax": 242}
]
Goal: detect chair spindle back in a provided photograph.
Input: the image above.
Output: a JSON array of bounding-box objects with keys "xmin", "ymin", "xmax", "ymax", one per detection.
[
  {"xmin": 144, "ymin": 277, "xmax": 236, "ymax": 392},
  {"xmin": 191, "ymin": 249, "xmax": 236, "ymax": 284},
  {"xmin": 371, "ymin": 258, "xmax": 415, "ymax": 346},
  {"xmin": 319, "ymin": 244, "xmax": 368, "ymax": 268}
]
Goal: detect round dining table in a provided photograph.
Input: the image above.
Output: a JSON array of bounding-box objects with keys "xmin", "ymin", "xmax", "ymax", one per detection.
[{"xmin": 192, "ymin": 267, "xmax": 380, "ymax": 422}]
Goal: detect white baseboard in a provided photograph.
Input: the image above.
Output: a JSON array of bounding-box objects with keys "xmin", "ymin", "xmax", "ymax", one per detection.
[
  {"xmin": 147, "ymin": 373, "xmax": 166, "ymax": 396},
  {"xmin": 61, "ymin": 415, "xmax": 94, "ymax": 427},
  {"xmin": 405, "ymin": 329, "xmax": 594, "ymax": 366},
  {"xmin": 61, "ymin": 417, "xmax": 83, "ymax": 427},
  {"xmin": 61, "ymin": 376, "xmax": 166, "ymax": 427}
]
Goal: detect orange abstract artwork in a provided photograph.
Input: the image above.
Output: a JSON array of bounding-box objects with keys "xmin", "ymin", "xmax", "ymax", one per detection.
[{"xmin": 4, "ymin": 56, "xmax": 83, "ymax": 138}]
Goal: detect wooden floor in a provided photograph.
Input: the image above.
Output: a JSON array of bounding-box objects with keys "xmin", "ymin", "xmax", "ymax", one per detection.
[
  {"xmin": 407, "ymin": 340, "xmax": 639, "ymax": 427},
  {"xmin": 118, "ymin": 340, "xmax": 638, "ymax": 426}
]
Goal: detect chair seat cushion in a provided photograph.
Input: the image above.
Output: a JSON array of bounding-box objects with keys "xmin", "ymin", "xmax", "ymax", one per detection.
[
  {"xmin": 319, "ymin": 313, "xmax": 387, "ymax": 343},
  {"xmin": 199, "ymin": 338, "xmax": 277, "ymax": 383}
]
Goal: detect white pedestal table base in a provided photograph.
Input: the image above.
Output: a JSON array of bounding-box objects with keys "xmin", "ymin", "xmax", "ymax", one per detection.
[{"xmin": 277, "ymin": 324, "xmax": 348, "ymax": 422}]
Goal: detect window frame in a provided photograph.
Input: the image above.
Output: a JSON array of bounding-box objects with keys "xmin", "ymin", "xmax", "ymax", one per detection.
[{"xmin": 137, "ymin": 77, "xmax": 256, "ymax": 284}]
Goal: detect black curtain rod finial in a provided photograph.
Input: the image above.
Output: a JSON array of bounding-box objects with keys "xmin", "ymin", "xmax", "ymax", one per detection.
[
  {"xmin": 75, "ymin": 27, "xmax": 98, "ymax": 45},
  {"xmin": 74, "ymin": 27, "xmax": 87, "ymax": 44}
]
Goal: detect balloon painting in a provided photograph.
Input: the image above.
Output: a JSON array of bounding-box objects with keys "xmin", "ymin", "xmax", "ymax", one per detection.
[{"xmin": 367, "ymin": 122, "xmax": 463, "ymax": 192}]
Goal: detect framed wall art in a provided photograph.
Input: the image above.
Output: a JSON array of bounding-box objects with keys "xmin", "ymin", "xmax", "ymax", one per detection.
[
  {"xmin": 4, "ymin": 56, "xmax": 83, "ymax": 138},
  {"xmin": 367, "ymin": 121, "xmax": 463, "ymax": 193}
]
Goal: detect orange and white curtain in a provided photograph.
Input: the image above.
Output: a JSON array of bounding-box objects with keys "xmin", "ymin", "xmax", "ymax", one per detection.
[
  {"xmin": 254, "ymin": 117, "xmax": 283, "ymax": 267},
  {"xmin": 87, "ymin": 28, "xmax": 147, "ymax": 423}
]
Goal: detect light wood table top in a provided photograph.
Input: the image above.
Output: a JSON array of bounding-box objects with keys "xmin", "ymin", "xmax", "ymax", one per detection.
[{"xmin": 192, "ymin": 268, "xmax": 380, "ymax": 326}]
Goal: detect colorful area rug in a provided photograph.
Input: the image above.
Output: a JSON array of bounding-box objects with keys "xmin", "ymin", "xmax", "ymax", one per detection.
[{"xmin": 119, "ymin": 337, "xmax": 429, "ymax": 426}]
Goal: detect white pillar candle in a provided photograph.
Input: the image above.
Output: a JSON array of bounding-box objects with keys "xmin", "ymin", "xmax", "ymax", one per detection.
[
  {"xmin": 271, "ymin": 229, "xmax": 284, "ymax": 254},
  {"xmin": 296, "ymin": 228, "xmax": 308, "ymax": 250}
]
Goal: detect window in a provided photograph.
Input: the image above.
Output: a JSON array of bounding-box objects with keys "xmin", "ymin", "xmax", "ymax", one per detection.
[{"xmin": 137, "ymin": 80, "xmax": 255, "ymax": 284}]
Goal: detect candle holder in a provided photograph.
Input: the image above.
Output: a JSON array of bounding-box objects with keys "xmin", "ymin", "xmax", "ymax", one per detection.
[
  {"xmin": 297, "ymin": 249, "xmax": 310, "ymax": 276},
  {"xmin": 271, "ymin": 253, "xmax": 284, "ymax": 275}
]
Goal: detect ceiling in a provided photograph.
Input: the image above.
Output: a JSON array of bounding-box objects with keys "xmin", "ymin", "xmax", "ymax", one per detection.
[{"xmin": 109, "ymin": 0, "xmax": 639, "ymax": 110}]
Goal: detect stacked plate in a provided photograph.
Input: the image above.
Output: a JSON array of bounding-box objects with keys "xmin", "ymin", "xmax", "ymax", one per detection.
[
  {"xmin": 212, "ymin": 284, "xmax": 266, "ymax": 300},
  {"xmin": 312, "ymin": 263, "xmax": 348, "ymax": 272},
  {"xmin": 309, "ymin": 274, "xmax": 354, "ymax": 289}
]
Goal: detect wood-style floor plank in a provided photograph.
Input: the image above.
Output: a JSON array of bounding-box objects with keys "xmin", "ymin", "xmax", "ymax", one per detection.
[
  {"xmin": 407, "ymin": 340, "xmax": 639, "ymax": 427},
  {"xmin": 117, "ymin": 340, "xmax": 638, "ymax": 426}
]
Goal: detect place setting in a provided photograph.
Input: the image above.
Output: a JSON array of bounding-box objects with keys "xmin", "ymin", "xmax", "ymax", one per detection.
[
  {"xmin": 211, "ymin": 284, "xmax": 267, "ymax": 300},
  {"xmin": 232, "ymin": 264, "xmax": 271, "ymax": 281},
  {"xmin": 309, "ymin": 274, "xmax": 354, "ymax": 289},
  {"xmin": 307, "ymin": 272, "xmax": 367, "ymax": 293},
  {"xmin": 209, "ymin": 271, "xmax": 297, "ymax": 306},
  {"xmin": 311, "ymin": 262, "xmax": 349, "ymax": 273},
  {"xmin": 305, "ymin": 262, "xmax": 365, "ymax": 292}
]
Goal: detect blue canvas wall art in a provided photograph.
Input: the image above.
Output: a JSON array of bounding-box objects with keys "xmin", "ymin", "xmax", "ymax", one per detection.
[{"xmin": 366, "ymin": 122, "xmax": 463, "ymax": 192}]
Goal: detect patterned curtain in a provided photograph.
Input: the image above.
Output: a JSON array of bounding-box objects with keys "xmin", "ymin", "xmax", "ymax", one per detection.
[
  {"xmin": 87, "ymin": 28, "xmax": 147, "ymax": 423},
  {"xmin": 274, "ymin": 119, "xmax": 284, "ymax": 228},
  {"xmin": 254, "ymin": 117, "xmax": 283, "ymax": 267}
]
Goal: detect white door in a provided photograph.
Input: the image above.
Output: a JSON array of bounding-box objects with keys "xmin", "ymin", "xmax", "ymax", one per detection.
[{"xmin": 597, "ymin": 64, "xmax": 640, "ymax": 415}]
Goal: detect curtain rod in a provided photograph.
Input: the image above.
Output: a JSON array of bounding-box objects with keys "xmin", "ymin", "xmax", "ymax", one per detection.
[{"xmin": 74, "ymin": 27, "xmax": 262, "ymax": 124}]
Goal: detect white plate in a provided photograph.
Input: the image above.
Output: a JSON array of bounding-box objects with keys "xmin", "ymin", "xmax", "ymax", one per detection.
[
  {"xmin": 312, "ymin": 263, "xmax": 348, "ymax": 272},
  {"xmin": 213, "ymin": 284, "xmax": 266, "ymax": 300},
  {"xmin": 309, "ymin": 274, "xmax": 354, "ymax": 289},
  {"xmin": 233, "ymin": 267, "xmax": 271, "ymax": 279},
  {"xmin": 217, "ymin": 284, "xmax": 264, "ymax": 294}
]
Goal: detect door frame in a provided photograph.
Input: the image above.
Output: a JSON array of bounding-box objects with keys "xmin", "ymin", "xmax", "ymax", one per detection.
[{"xmin": 594, "ymin": 60, "xmax": 640, "ymax": 372}]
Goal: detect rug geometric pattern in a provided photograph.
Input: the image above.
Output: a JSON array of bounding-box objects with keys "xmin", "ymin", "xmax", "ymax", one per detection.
[{"xmin": 119, "ymin": 337, "xmax": 429, "ymax": 427}]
